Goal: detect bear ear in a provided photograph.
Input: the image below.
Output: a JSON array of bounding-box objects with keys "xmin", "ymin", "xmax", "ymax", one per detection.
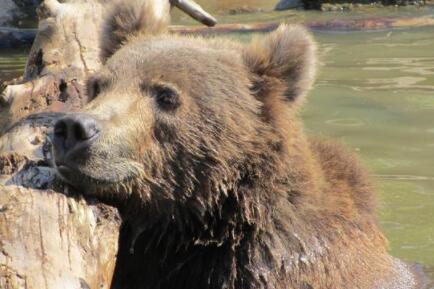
[
  {"xmin": 243, "ymin": 25, "xmax": 317, "ymax": 105},
  {"xmin": 101, "ymin": 0, "xmax": 170, "ymax": 61}
]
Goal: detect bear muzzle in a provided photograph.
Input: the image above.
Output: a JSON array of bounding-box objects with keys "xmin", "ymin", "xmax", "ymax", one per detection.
[{"xmin": 52, "ymin": 113, "xmax": 100, "ymax": 174}]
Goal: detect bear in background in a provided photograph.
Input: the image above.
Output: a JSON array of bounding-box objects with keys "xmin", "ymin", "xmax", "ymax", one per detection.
[{"xmin": 51, "ymin": 7, "xmax": 419, "ymax": 289}]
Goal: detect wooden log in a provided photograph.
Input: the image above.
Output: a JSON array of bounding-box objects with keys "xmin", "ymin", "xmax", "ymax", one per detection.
[
  {"xmin": 171, "ymin": 0, "xmax": 217, "ymax": 26},
  {"xmin": 0, "ymin": 185, "xmax": 121, "ymax": 289},
  {"xmin": 0, "ymin": 113, "xmax": 122, "ymax": 289},
  {"xmin": 0, "ymin": 1, "xmax": 216, "ymax": 288},
  {"xmin": 0, "ymin": 0, "xmax": 109, "ymax": 132}
]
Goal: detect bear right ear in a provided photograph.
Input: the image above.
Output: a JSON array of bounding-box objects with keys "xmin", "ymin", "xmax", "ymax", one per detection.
[{"xmin": 243, "ymin": 25, "xmax": 317, "ymax": 107}]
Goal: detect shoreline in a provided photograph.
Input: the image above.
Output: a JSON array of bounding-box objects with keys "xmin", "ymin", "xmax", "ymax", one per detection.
[
  {"xmin": 1, "ymin": 9, "xmax": 434, "ymax": 48},
  {"xmin": 172, "ymin": 15, "xmax": 434, "ymax": 35}
]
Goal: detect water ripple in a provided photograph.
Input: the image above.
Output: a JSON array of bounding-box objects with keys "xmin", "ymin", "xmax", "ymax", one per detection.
[
  {"xmin": 325, "ymin": 118, "xmax": 365, "ymax": 126},
  {"xmin": 375, "ymin": 174, "xmax": 434, "ymax": 181}
]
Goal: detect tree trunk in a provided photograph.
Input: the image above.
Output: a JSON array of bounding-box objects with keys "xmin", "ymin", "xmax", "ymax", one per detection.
[
  {"xmin": 0, "ymin": 0, "xmax": 118, "ymax": 132},
  {"xmin": 0, "ymin": 185, "xmax": 121, "ymax": 289},
  {"xmin": 0, "ymin": 0, "xmax": 215, "ymax": 288}
]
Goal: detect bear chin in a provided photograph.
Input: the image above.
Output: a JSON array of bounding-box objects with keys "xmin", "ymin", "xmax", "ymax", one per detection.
[{"xmin": 54, "ymin": 159, "xmax": 141, "ymax": 196}]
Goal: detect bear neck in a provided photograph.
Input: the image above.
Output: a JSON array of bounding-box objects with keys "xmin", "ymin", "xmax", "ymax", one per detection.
[
  {"xmin": 124, "ymin": 131, "xmax": 315, "ymax": 248},
  {"xmin": 111, "ymin": 130, "xmax": 400, "ymax": 289},
  {"xmin": 113, "ymin": 131, "xmax": 335, "ymax": 289}
]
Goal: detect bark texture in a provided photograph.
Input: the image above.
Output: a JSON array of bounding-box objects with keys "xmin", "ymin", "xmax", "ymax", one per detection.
[
  {"xmin": 0, "ymin": 0, "xmax": 110, "ymax": 132},
  {"xmin": 0, "ymin": 111, "xmax": 122, "ymax": 289},
  {"xmin": 0, "ymin": 185, "xmax": 121, "ymax": 289}
]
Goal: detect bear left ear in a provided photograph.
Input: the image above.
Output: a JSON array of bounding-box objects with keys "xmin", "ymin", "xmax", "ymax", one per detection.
[{"xmin": 243, "ymin": 25, "xmax": 317, "ymax": 105}]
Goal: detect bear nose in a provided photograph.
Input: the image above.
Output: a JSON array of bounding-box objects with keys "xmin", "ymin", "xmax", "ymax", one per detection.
[{"xmin": 53, "ymin": 114, "xmax": 100, "ymax": 152}]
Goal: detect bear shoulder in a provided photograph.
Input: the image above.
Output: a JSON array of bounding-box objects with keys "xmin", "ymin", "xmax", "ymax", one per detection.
[{"xmin": 310, "ymin": 137, "xmax": 376, "ymax": 216}]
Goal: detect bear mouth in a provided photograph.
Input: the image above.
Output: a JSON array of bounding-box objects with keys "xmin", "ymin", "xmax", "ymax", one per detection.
[
  {"xmin": 49, "ymin": 130, "xmax": 143, "ymax": 191},
  {"xmin": 54, "ymin": 161, "xmax": 99, "ymax": 188},
  {"xmin": 53, "ymin": 158, "xmax": 142, "ymax": 192},
  {"xmin": 55, "ymin": 162, "xmax": 82, "ymax": 181}
]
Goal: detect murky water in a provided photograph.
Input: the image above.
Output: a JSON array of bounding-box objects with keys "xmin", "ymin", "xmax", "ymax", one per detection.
[
  {"xmin": 0, "ymin": 50, "xmax": 27, "ymax": 84},
  {"xmin": 1, "ymin": 4, "xmax": 434, "ymax": 280},
  {"xmin": 306, "ymin": 27, "xmax": 434, "ymax": 275}
]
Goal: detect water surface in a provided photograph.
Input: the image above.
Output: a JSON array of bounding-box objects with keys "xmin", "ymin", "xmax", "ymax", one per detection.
[{"xmin": 0, "ymin": 49, "xmax": 27, "ymax": 83}]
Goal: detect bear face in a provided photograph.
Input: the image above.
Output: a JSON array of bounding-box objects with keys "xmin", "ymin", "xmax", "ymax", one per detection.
[{"xmin": 51, "ymin": 25, "xmax": 316, "ymax": 209}]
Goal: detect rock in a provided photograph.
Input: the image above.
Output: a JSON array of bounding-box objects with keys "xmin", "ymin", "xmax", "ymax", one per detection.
[{"xmin": 275, "ymin": 0, "xmax": 303, "ymax": 10}]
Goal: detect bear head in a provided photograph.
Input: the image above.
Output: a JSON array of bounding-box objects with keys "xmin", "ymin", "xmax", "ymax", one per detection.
[{"xmin": 51, "ymin": 25, "xmax": 317, "ymax": 228}]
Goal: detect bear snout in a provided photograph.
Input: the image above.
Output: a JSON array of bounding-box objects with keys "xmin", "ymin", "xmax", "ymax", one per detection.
[{"xmin": 52, "ymin": 114, "xmax": 100, "ymax": 164}]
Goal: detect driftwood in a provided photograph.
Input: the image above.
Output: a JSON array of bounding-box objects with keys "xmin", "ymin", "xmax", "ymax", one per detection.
[{"xmin": 0, "ymin": 0, "xmax": 215, "ymax": 288}]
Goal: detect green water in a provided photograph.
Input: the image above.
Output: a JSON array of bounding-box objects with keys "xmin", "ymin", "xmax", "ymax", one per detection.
[
  {"xmin": 305, "ymin": 27, "xmax": 434, "ymax": 272},
  {"xmin": 0, "ymin": 50, "xmax": 27, "ymax": 84},
  {"xmin": 1, "ymin": 4, "xmax": 434, "ymax": 279}
]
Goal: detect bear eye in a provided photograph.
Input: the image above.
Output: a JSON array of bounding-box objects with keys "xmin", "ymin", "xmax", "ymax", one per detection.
[
  {"xmin": 151, "ymin": 85, "xmax": 181, "ymax": 111},
  {"xmin": 86, "ymin": 77, "xmax": 108, "ymax": 100},
  {"xmin": 91, "ymin": 81, "xmax": 101, "ymax": 99}
]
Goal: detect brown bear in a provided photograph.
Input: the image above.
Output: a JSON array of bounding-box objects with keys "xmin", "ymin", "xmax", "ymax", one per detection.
[{"xmin": 50, "ymin": 11, "xmax": 420, "ymax": 289}]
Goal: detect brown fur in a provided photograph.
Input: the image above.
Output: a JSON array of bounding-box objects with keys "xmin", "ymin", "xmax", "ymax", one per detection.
[{"xmin": 52, "ymin": 25, "xmax": 417, "ymax": 289}]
